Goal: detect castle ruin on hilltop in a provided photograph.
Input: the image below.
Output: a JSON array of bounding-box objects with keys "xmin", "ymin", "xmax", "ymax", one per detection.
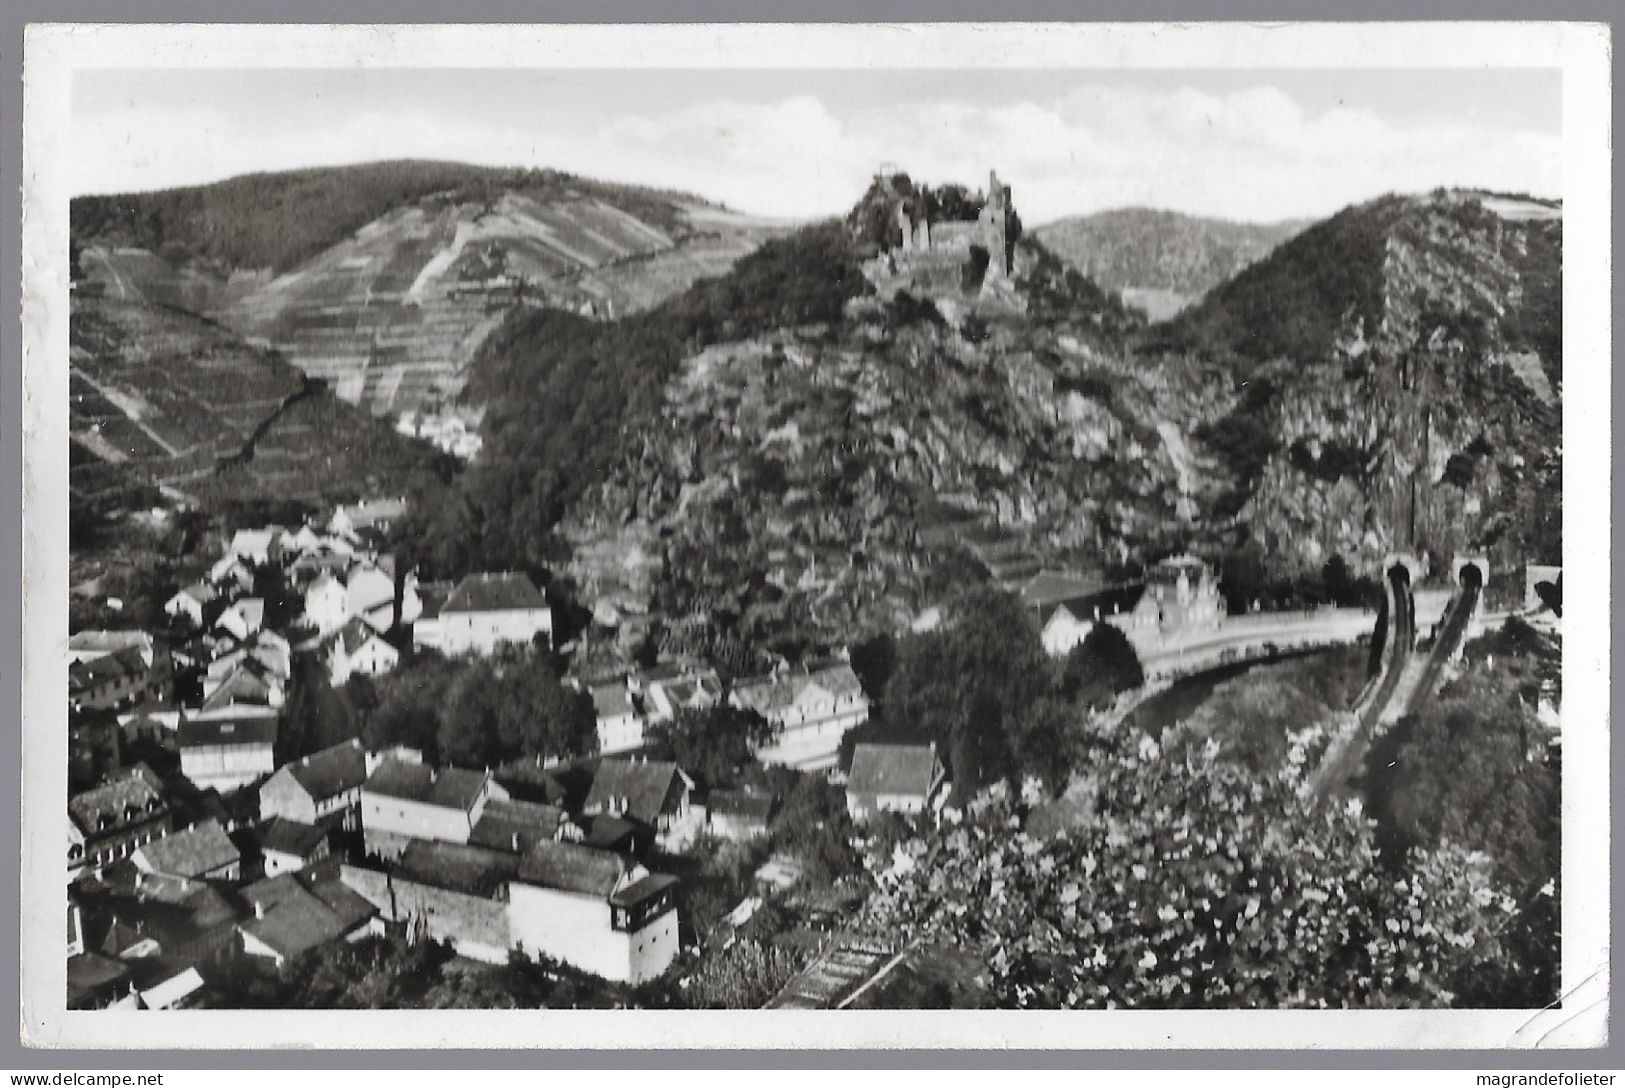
[{"xmin": 866, "ymin": 169, "xmax": 1024, "ymax": 304}]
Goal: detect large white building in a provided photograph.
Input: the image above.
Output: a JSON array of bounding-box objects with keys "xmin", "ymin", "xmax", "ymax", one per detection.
[
  {"xmin": 417, "ymin": 572, "xmax": 552, "ymax": 656},
  {"xmin": 730, "ymin": 662, "xmax": 871, "ymax": 771},
  {"xmin": 177, "ymin": 706, "xmax": 279, "ymax": 792}
]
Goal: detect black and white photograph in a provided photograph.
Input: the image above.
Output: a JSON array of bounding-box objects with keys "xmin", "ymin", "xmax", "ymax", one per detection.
[{"xmin": 18, "ymin": 21, "xmax": 1611, "ymax": 1050}]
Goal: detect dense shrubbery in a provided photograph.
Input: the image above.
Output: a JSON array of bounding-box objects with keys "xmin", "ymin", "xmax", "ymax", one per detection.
[
  {"xmin": 881, "ymin": 587, "xmax": 1138, "ymax": 797},
  {"xmin": 870, "ymin": 729, "xmax": 1522, "ymax": 1009},
  {"xmin": 680, "ymin": 938, "xmax": 809, "ymax": 1009},
  {"xmin": 1058, "ymin": 623, "xmax": 1146, "ymax": 711},
  {"xmin": 359, "ymin": 647, "xmax": 596, "ymax": 766},
  {"xmin": 645, "ymin": 705, "xmax": 779, "ymax": 792}
]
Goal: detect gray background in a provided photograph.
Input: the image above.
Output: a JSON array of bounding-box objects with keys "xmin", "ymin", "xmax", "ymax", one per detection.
[{"xmin": 1, "ymin": 0, "xmax": 1615, "ymax": 1068}]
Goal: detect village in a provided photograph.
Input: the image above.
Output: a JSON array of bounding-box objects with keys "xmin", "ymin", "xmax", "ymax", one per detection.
[
  {"xmin": 62, "ymin": 493, "xmax": 985, "ymax": 1010},
  {"xmin": 66, "ymin": 465, "xmax": 1302, "ymax": 1012}
]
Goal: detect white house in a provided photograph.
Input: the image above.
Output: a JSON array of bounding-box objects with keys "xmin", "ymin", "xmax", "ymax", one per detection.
[
  {"xmin": 164, "ymin": 583, "xmax": 219, "ymax": 629},
  {"xmin": 303, "ymin": 572, "xmax": 349, "ymax": 634},
  {"xmin": 214, "ymin": 598, "xmax": 265, "ymax": 641},
  {"xmin": 208, "ymin": 554, "xmax": 256, "ymax": 594},
  {"xmin": 508, "ymin": 841, "xmax": 680, "ymax": 984},
  {"xmin": 591, "ymin": 682, "xmax": 644, "ymax": 755},
  {"xmin": 360, "ymin": 758, "xmax": 508, "ymax": 859},
  {"xmin": 1039, "ymin": 598, "xmax": 1097, "ymax": 657},
  {"xmin": 327, "ymin": 618, "xmax": 400, "ymax": 684},
  {"xmin": 227, "ymin": 527, "xmax": 289, "ymax": 567},
  {"xmin": 426, "ymin": 572, "xmax": 552, "ymax": 656},
  {"xmin": 731, "ymin": 662, "xmax": 871, "ymax": 771}
]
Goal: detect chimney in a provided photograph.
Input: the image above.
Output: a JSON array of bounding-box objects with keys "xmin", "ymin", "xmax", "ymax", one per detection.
[{"xmin": 511, "ymin": 833, "xmax": 520, "ymax": 852}]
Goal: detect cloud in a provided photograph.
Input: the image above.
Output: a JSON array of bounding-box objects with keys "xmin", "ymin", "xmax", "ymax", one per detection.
[{"xmin": 71, "ymin": 79, "xmax": 1561, "ymax": 225}]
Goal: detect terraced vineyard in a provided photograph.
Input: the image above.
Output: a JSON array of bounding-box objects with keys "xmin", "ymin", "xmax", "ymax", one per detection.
[
  {"xmin": 69, "ymin": 293, "xmax": 440, "ymax": 506},
  {"xmin": 77, "ymin": 181, "xmax": 787, "ymax": 417}
]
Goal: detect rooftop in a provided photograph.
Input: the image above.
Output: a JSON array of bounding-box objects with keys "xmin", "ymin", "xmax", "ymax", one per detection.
[
  {"xmin": 847, "ymin": 742, "xmax": 943, "ymax": 799},
  {"xmin": 731, "ymin": 663, "xmax": 866, "ymax": 714},
  {"xmin": 469, "ymin": 798, "xmax": 567, "ymax": 854},
  {"xmin": 395, "ymin": 840, "xmax": 521, "ymax": 897},
  {"xmin": 518, "ymin": 839, "xmax": 629, "ymax": 899},
  {"xmin": 583, "ymin": 759, "xmax": 689, "ymax": 826},
  {"xmin": 708, "ymin": 788, "xmax": 777, "ymax": 823},
  {"xmin": 363, "ymin": 758, "xmax": 490, "ymax": 812},
  {"xmin": 135, "ymin": 821, "xmax": 240, "ymax": 879},
  {"xmin": 178, "ymin": 707, "xmax": 279, "ymax": 749},
  {"xmin": 442, "ymin": 572, "xmax": 548, "ymax": 614},
  {"xmin": 279, "ymin": 739, "xmax": 367, "ymax": 803},
  {"xmin": 258, "ymin": 818, "xmax": 329, "ymax": 858},
  {"xmin": 69, "ymin": 765, "xmax": 166, "ymax": 836},
  {"xmin": 239, "ymin": 871, "xmax": 376, "ymax": 960}
]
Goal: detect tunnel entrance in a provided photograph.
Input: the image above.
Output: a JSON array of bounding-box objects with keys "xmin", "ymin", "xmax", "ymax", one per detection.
[{"xmin": 1458, "ymin": 562, "xmax": 1484, "ymax": 590}]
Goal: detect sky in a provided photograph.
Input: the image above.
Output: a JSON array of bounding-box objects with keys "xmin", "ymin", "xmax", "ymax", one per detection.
[{"xmin": 70, "ymin": 68, "xmax": 1562, "ymax": 224}]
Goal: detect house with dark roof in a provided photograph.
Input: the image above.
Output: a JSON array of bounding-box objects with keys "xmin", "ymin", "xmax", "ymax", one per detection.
[
  {"xmin": 416, "ymin": 572, "xmax": 552, "ymax": 656},
  {"xmin": 69, "ymin": 644, "xmax": 168, "ymax": 712},
  {"xmin": 69, "ymin": 764, "xmax": 171, "ymax": 876},
  {"xmin": 706, "ymin": 788, "xmax": 777, "ymax": 841},
  {"xmin": 68, "ymin": 630, "xmax": 156, "ymax": 667},
  {"xmin": 177, "ymin": 706, "xmax": 279, "ymax": 792},
  {"xmin": 582, "ymin": 758, "xmax": 698, "ymax": 848},
  {"xmin": 237, "ymin": 869, "xmax": 378, "ymax": 969},
  {"xmin": 67, "ymin": 951, "xmax": 137, "ymax": 1010},
  {"xmin": 469, "ymin": 798, "xmax": 571, "ymax": 854},
  {"xmin": 339, "ymin": 836, "xmax": 681, "ymax": 982},
  {"xmin": 258, "ymin": 818, "xmax": 331, "ymax": 877},
  {"xmin": 360, "ymin": 757, "xmax": 508, "ymax": 859},
  {"xmin": 731, "ymin": 661, "xmax": 871, "ymax": 770},
  {"xmin": 845, "ymin": 742, "xmax": 947, "ymax": 822},
  {"xmin": 259, "ymin": 739, "xmax": 368, "ymax": 830},
  {"xmin": 75, "ymin": 865, "xmax": 242, "ymax": 972},
  {"xmin": 133, "ymin": 820, "xmax": 241, "ymax": 881}
]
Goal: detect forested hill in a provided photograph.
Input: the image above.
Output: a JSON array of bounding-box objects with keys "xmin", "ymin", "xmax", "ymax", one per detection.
[
  {"xmin": 70, "ymin": 159, "xmax": 705, "ymax": 275},
  {"xmin": 1160, "ymin": 189, "xmax": 1562, "ymax": 587},
  {"xmin": 1035, "ymin": 208, "xmax": 1307, "ymax": 319}
]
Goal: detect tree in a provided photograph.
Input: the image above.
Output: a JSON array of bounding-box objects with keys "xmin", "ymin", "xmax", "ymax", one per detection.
[
  {"xmin": 646, "ymin": 705, "xmax": 778, "ymax": 791},
  {"xmin": 683, "ymin": 939, "xmax": 809, "ymax": 1009},
  {"xmin": 1059, "ymin": 623, "xmax": 1145, "ymax": 711},
  {"xmin": 869, "ymin": 722, "xmax": 1521, "ymax": 1009},
  {"xmin": 882, "ymin": 588, "xmax": 1059, "ymax": 797}
]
